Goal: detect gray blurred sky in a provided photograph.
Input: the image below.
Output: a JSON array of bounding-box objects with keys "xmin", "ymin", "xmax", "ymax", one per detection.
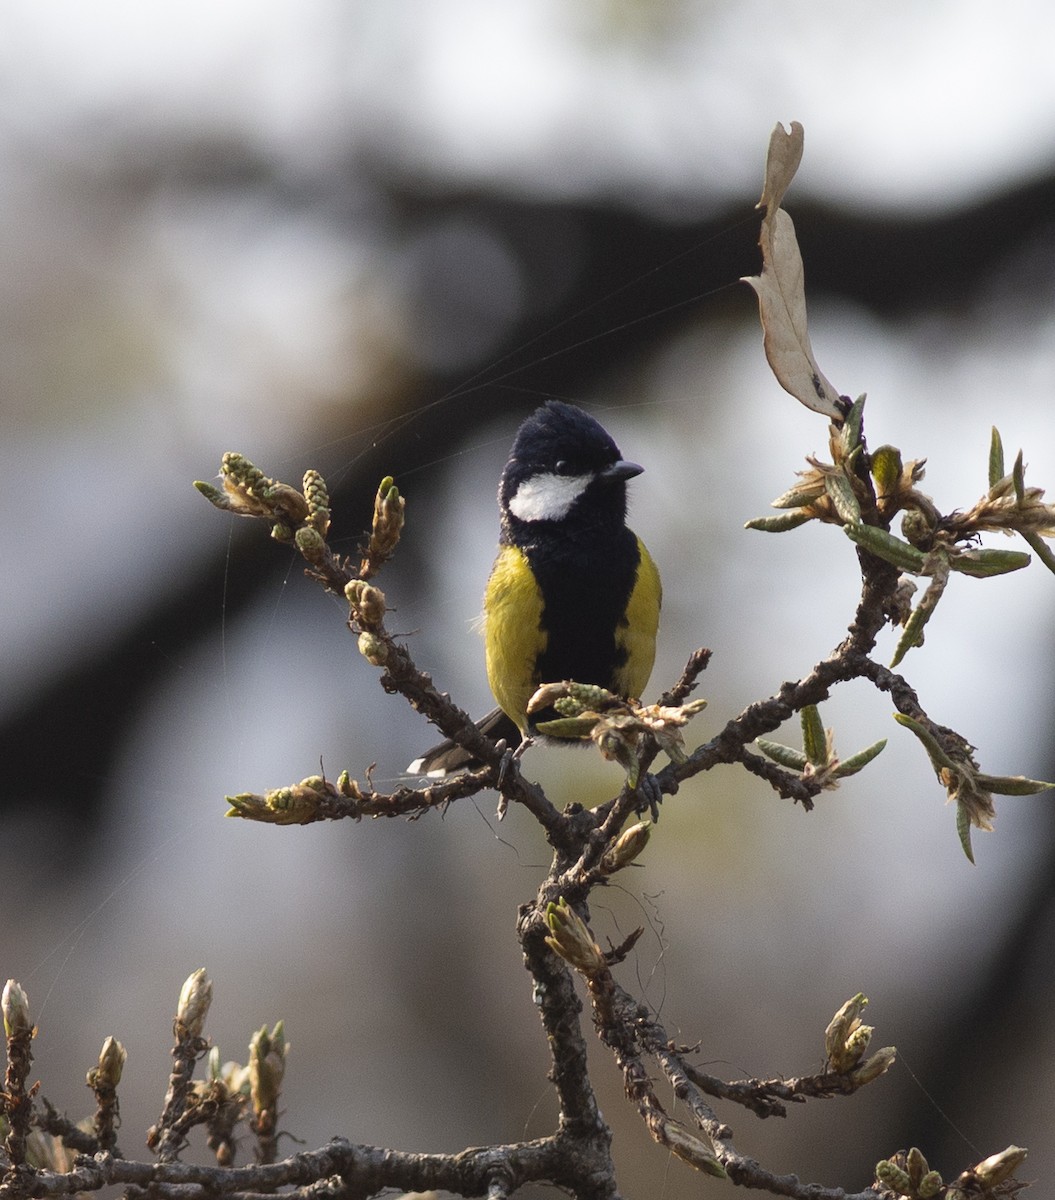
[{"xmin": 1, "ymin": 2, "xmax": 1054, "ymax": 1196}]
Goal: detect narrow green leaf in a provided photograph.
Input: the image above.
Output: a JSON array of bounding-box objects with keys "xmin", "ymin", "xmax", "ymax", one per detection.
[
  {"xmin": 800, "ymin": 705, "xmax": 828, "ymax": 767},
  {"xmin": 890, "ymin": 601, "xmax": 930, "ymax": 667},
  {"xmin": 1012, "ymin": 449, "xmax": 1026, "ymax": 505},
  {"xmin": 755, "ymin": 738, "xmax": 809, "ymax": 771},
  {"xmin": 949, "ymin": 548, "xmax": 1032, "ymax": 578},
  {"xmin": 844, "ymin": 523, "xmax": 927, "ymax": 572},
  {"xmin": 843, "ymin": 393, "xmax": 867, "ymax": 451},
  {"xmin": 745, "ymin": 510, "xmax": 813, "ymax": 532},
  {"xmin": 833, "ymin": 739, "xmax": 887, "ymax": 778},
  {"xmin": 988, "ymin": 427, "xmax": 1005, "ymax": 491},
  {"xmin": 974, "ymin": 773, "xmax": 1055, "ymax": 796},
  {"xmin": 956, "ymin": 801, "xmax": 976, "ymax": 864},
  {"xmin": 824, "ymin": 472, "xmax": 862, "ymax": 525},
  {"xmin": 1019, "ymin": 529, "xmax": 1055, "ymax": 576},
  {"xmin": 771, "ymin": 485, "xmax": 822, "ymax": 509},
  {"xmin": 893, "ymin": 713, "xmax": 957, "ymax": 771}
]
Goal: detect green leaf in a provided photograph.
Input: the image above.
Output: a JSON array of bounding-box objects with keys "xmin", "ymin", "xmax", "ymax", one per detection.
[
  {"xmin": 755, "ymin": 738, "xmax": 809, "ymax": 771},
  {"xmin": 974, "ymin": 773, "xmax": 1055, "ymax": 796},
  {"xmin": 844, "ymin": 523, "xmax": 927, "ymax": 573},
  {"xmin": 949, "ymin": 548, "xmax": 1032, "ymax": 578},
  {"xmin": 1012, "ymin": 449, "xmax": 1026, "ymax": 505},
  {"xmin": 833, "ymin": 738, "xmax": 887, "ymax": 778},
  {"xmin": 956, "ymin": 800, "xmax": 975, "ymax": 864},
  {"xmin": 870, "ymin": 445, "xmax": 903, "ymax": 499},
  {"xmin": 824, "ymin": 472, "xmax": 862, "ymax": 525},
  {"xmin": 988, "ymin": 427, "xmax": 1005, "ymax": 491},
  {"xmin": 890, "ymin": 599, "xmax": 931, "ymax": 667},
  {"xmin": 800, "ymin": 705, "xmax": 828, "ymax": 766},
  {"xmin": 1019, "ymin": 529, "xmax": 1055, "ymax": 576},
  {"xmin": 745, "ymin": 510, "xmax": 813, "ymax": 532},
  {"xmin": 893, "ymin": 712, "xmax": 957, "ymax": 771},
  {"xmin": 843, "ymin": 394, "xmax": 866, "ymax": 452}
]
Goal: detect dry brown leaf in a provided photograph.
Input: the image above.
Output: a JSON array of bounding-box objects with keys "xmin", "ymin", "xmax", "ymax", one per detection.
[{"xmin": 742, "ymin": 122, "xmax": 843, "ymax": 419}]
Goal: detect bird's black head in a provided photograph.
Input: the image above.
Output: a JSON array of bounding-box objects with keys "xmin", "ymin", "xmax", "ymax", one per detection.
[{"xmin": 498, "ymin": 401, "xmax": 642, "ymax": 539}]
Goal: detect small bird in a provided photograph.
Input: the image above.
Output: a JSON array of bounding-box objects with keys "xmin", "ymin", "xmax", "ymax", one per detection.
[{"xmin": 410, "ymin": 400, "xmax": 661, "ymax": 775}]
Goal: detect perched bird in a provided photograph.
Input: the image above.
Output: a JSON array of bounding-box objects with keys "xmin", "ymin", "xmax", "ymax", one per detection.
[{"xmin": 410, "ymin": 399, "xmax": 661, "ymax": 775}]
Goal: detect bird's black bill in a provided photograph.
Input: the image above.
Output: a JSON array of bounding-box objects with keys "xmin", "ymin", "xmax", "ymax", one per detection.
[{"xmin": 600, "ymin": 459, "xmax": 643, "ymax": 482}]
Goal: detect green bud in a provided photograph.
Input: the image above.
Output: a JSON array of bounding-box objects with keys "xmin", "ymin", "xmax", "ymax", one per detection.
[
  {"xmin": 87, "ymin": 1036, "xmax": 126, "ymax": 1091},
  {"xmin": 358, "ymin": 631, "xmax": 388, "ymax": 666},
  {"xmin": 294, "ymin": 526, "xmax": 325, "ymax": 562},
  {"xmin": 600, "ymin": 822, "xmax": 652, "ymax": 874},
  {"xmin": 345, "ymin": 580, "xmax": 387, "ymax": 626},
  {"xmin": 825, "ymin": 993, "xmax": 870, "ymax": 1072},
  {"xmin": 905, "ymin": 1146, "xmax": 929, "ymax": 1187},
  {"xmin": 249, "ymin": 1022, "xmax": 288, "ymax": 1114},
  {"xmin": 302, "ymin": 469, "xmax": 331, "ymax": 536},
  {"xmin": 918, "ymin": 1170, "xmax": 943, "ymax": 1198},
  {"xmin": 875, "ymin": 1159, "xmax": 910, "ymax": 1192},
  {"xmin": 544, "ymin": 898, "xmax": 606, "ymax": 975}
]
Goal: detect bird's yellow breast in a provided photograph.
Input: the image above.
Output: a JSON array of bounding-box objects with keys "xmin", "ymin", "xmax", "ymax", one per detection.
[
  {"xmin": 483, "ymin": 545, "xmax": 547, "ymax": 732},
  {"xmin": 482, "ymin": 537, "xmax": 661, "ymax": 732},
  {"xmin": 614, "ymin": 536, "xmax": 661, "ymax": 698}
]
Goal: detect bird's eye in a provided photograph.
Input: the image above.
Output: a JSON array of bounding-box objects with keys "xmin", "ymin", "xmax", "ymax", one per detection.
[{"xmin": 554, "ymin": 459, "xmax": 570, "ymax": 474}]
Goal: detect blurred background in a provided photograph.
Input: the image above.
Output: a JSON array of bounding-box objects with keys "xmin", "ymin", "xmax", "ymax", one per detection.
[{"xmin": 1, "ymin": 1, "xmax": 1054, "ymax": 1195}]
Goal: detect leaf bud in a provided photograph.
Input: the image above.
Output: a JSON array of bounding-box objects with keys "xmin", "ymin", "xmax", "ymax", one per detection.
[
  {"xmin": 849, "ymin": 1045, "xmax": 897, "ymax": 1084},
  {"xmin": 875, "ymin": 1159, "xmax": 910, "ymax": 1192},
  {"xmin": 2, "ymin": 979, "xmax": 31, "ymax": 1038},
  {"xmin": 972, "ymin": 1145, "xmax": 1027, "ymax": 1188},
  {"xmin": 744, "ymin": 509, "xmax": 814, "ymax": 532},
  {"xmin": 345, "ymin": 580, "xmax": 387, "ymax": 626},
  {"xmin": 544, "ymin": 898, "xmax": 606, "ymax": 975},
  {"xmin": 302, "ymin": 469, "xmax": 331, "ymax": 536},
  {"xmin": 918, "ymin": 1170, "xmax": 943, "ymax": 1198},
  {"xmin": 249, "ymin": 1022, "xmax": 288, "ymax": 1114},
  {"xmin": 600, "ymin": 822, "xmax": 652, "ymax": 874},
  {"xmin": 358, "ymin": 630, "xmax": 389, "ymax": 666},
  {"xmin": 177, "ymin": 968, "xmax": 213, "ymax": 1038},
  {"xmin": 294, "ymin": 525, "xmax": 326, "ymax": 563},
  {"xmin": 87, "ymin": 1036, "xmax": 127, "ymax": 1091}
]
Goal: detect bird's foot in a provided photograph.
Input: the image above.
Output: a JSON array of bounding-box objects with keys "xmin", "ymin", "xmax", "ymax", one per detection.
[
  {"xmin": 494, "ymin": 738, "xmax": 528, "ymax": 819},
  {"xmin": 634, "ymin": 772, "xmax": 663, "ymax": 822}
]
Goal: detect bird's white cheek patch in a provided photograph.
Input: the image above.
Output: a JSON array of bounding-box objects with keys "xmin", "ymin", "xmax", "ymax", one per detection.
[{"xmin": 509, "ymin": 472, "xmax": 591, "ymax": 522}]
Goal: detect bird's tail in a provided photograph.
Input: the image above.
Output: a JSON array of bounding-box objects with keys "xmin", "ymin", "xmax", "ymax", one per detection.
[{"xmin": 406, "ymin": 707, "xmax": 522, "ymax": 776}]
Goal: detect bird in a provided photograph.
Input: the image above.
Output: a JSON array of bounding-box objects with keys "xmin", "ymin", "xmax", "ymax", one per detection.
[{"xmin": 409, "ymin": 399, "xmax": 661, "ymax": 776}]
